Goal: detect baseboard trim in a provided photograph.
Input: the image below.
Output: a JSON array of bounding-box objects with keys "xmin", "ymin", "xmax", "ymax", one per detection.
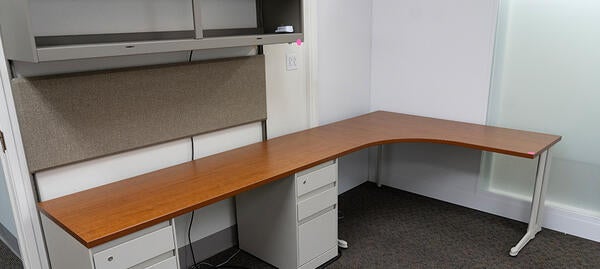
[
  {"xmin": 178, "ymin": 225, "xmax": 237, "ymax": 268},
  {"xmin": 482, "ymin": 188, "xmax": 600, "ymax": 243},
  {"xmin": 374, "ymin": 178, "xmax": 600, "ymax": 243},
  {"xmin": 0, "ymin": 223, "xmax": 20, "ymax": 259}
]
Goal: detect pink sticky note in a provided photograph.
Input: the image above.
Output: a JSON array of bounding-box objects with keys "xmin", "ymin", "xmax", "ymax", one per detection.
[
  {"xmin": 528, "ymin": 151, "xmax": 535, "ymax": 155},
  {"xmin": 296, "ymin": 39, "xmax": 303, "ymax": 46}
]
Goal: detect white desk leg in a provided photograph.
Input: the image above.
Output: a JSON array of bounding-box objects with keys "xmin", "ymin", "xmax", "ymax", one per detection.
[
  {"xmin": 375, "ymin": 145, "xmax": 383, "ymax": 187},
  {"xmin": 510, "ymin": 148, "xmax": 552, "ymax": 256}
]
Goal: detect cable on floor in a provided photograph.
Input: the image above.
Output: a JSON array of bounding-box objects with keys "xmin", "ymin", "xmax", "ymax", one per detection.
[{"xmin": 193, "ymin": 248, "xmax": 250, "ymax": 269}]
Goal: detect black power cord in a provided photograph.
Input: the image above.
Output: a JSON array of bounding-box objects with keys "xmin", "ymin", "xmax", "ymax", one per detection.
[
  {"xmin": 193, "ymin": 248, "xmax": 250, "ymax": 269},
  {"xmin": 189, "ymin": 210, "xmax": 197, "ymax": 269},
  {"xmin": 186, "ymin": 136, "xmax": 252, "ymax": 269},
  {"xmin": 189, "ymin": 136, "xmax": 198, "ymax": 269}
]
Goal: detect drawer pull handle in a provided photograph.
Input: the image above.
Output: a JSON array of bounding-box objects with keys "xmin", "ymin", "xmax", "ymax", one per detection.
[
  {"xmin": 303, "ymin": 180, "xmax": 307, "ymax": 184},
  {"xmin": 107, "ymin": 256, "xmax": 114, "ymax": 262}
]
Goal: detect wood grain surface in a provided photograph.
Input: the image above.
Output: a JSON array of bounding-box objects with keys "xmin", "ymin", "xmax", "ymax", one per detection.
[{"xmin": 38, "ymin": 111, "xmax": 561, "ymax": 248}]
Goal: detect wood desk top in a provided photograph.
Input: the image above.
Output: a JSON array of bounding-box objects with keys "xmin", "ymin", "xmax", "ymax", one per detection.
[{"xmin": 38, "ymin": 111, "xmax": 561, "ymax": 248}]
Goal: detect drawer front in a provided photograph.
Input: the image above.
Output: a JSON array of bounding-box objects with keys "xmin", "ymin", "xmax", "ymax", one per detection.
[
  {"xmin": 145, "ymin": 256, "xmax": 178, "ymax": 269},
  {"xmin": 94, "ymin": 226, "xmax": 175, "ymax": 269},
  {"xmin": 296, "ymin": 163, "xmax": 337, "ymax": 197},
  {"xmin": 297, "ymin": 187, "xmax": 337, "ymax": 221},
  {"xmin": 298, "ymin": 209, "xmax": 337, "ymax": 267}
]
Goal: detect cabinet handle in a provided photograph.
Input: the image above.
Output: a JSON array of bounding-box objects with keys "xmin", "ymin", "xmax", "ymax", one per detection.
[
  {"xmin": 107, "ymin": 256, "xmax": 114, "ymax": 262},
  {"xmin": 303, "ymin": 180, "xmax": 306, "ymax": 184}
]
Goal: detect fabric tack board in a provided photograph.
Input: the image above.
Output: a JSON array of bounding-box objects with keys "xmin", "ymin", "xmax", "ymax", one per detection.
[{"xmin": 11, "ymin": 56, "xmax": 266, "ymax": 172}]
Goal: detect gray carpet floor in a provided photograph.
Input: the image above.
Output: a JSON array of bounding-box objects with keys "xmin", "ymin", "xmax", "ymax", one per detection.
[
  {"xmin": 0, "ymin": 239, "xmax": 22, "ymax": 269},
  {"xmin": 198, "ymin": 182, "xmax": 600, "ymax": 269}
]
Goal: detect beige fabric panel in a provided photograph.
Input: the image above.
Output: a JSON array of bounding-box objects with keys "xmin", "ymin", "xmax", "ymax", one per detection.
[{"xmin": 11, "ymin": 56, "xmax": 266, "ymax": 172}]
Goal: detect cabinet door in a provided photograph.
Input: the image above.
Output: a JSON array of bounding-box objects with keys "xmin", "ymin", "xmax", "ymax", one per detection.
[{"xmin": 297, "ymin": 209, "xmax": 337, "ymax": 267}]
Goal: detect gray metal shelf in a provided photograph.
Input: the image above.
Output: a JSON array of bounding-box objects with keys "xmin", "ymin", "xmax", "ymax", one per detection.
[
  {"xmin": 36, "ymin": 33, "xmax": 303, "ymax": 62},
  {"xmin": 0, "ymin": 0, "xmax": 303, "ymax": 62}
]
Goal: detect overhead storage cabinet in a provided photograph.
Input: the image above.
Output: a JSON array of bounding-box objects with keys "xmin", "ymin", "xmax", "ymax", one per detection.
[{"xmin": 0, "ymin": 0, "xmax": 303, "ymax": 62}]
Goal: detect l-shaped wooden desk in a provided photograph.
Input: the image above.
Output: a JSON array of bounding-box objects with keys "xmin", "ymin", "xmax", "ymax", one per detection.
[{"xmin": 38, "ymin": 111, "xmax": 561, "ymax": 268}]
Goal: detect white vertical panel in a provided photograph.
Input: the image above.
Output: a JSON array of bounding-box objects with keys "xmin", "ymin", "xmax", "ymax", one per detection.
[
  {"xmin": 41, "ymin": 215, "xmax": 94, "ymax": 269},
  {"xmin": 35, "ymin": 139, "xmax": 192, "ymax": 201},
  {"xmin": 264, "ymin": 43, "xmax": 309, "ymax": 138}
]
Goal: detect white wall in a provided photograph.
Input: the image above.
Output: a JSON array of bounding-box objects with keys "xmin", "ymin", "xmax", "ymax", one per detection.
[
  {"xmin": 371, "ymin": 0, "xmax": 498, "ymax": 123},
  {"xmin": 317, "ymin": 0, "xmax": 374, "ymax": 192},
  {"xmin": 369, "ymin": 0, "xmax": 499, "ymax": 219},
  {"xmin": 317, "ymin": 0, "xmax": 372, "ymax": 125}
]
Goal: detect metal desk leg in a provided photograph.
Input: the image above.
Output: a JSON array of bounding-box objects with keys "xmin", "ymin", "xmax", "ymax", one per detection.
[
  {"xmin": 510, "ymin": 148, "xmax": 552, "ymax": 256},
  {"xmin": 375, "ymin": 145, "xmax": 383, "ymax": 187}
]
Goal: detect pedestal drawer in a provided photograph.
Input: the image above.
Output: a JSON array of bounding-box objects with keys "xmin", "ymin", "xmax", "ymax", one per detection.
[
  {"xmin": 296, "ymin": 162, "xmax": 337, "ymax": 197},
  {"xmin": 145, "ymin": 256, "xmax": 178, "ymax": 269},
  {"xmin": 93, "ymin": 226, "xmax": 175, "ymax": 269},
  {"xmin": 297, "ymin": 187, "xmax": 337, "ymax": 221},
  {"xmin": 298, "ymin": 209, "xmax": 337, "ymax": 267}
]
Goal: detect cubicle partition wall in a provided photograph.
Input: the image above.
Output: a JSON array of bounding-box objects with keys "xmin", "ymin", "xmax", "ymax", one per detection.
[{"xmin": 10, "ymin": 56, "xmax": 267, "ymax": 173}]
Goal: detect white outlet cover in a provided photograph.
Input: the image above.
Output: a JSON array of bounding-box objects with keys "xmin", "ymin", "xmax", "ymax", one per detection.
[{"xmin": 286, "ymin": 53, "xmax": 298, "ymax": 71}]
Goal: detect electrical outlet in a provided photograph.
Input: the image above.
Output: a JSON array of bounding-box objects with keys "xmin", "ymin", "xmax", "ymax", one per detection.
[{"xmin": 286, "ymin": 53, "xmax": 298, "ymax": 71}]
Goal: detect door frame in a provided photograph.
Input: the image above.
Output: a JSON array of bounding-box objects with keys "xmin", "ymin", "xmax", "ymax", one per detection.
[{"xmin": 0, "ymin": 29, "xmax": 50, "ymax": 269}]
